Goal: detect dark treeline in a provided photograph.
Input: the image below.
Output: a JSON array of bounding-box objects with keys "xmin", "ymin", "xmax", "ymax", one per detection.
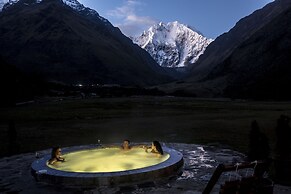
[
  {"xmin": 248, "ymin": 115, "xmax": 291, "ymax": 185},
  {"xmin": 0, "ymin": 55, "xmax": 197, "ymax": 107}
]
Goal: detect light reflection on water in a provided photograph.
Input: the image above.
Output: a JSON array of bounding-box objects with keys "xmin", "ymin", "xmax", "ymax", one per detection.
[
  {"xmin": 177, "ymin": 145, "xmax": 245, "ymax": 182},
  {"xmin": 48, "ymin": 147, "xmax": 169, "ymax": 173}
]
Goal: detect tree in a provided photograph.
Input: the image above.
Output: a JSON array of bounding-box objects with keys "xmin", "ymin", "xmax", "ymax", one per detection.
[{"xmin": 248, "ymin": 120, "xmax": 270, "ymax": 161}]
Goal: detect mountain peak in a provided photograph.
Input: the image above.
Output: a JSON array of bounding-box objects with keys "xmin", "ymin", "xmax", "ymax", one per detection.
[
  {"xmin": 0, "ymin": 0, "xmax": 18, "ymax": 11},
  {"xmin": 133, "ymin": 21, "xmax": 213, "ymax": 68},
  {"xmin": 0, "ymin": 0, "xmax": 110, "ymax": 24},
  {"xmin": 158, "ymin": 21, "xmax": 164, "ymax": 26}
]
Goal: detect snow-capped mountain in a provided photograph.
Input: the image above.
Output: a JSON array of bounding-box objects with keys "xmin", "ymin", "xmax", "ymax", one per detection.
[
  {"xmin": 0, "ymin": 1, "xmax": 4, "ymax": 10},
  {"xmin": 0, "ymin": 0, "xmax": 83, "ymax": 11},
  {"xmin": 0, "ymin": 0, "xmax": 17, "ymax": 11},
  {"xmin": 0, "ymin": 0, "xmax": 41, "ymax": 10},
  {"xmin": 0, "ymin": 0, "xmax": 108, "ymax": 23},
  {"xmin": 133, "ymin": 21, "xmax": 213, "ymax": 68}
]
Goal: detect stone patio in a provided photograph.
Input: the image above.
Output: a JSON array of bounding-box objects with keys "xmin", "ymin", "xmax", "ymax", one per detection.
[{"xmin": 0, "ymin": 143, "xmax": 290, "ymax": 193}]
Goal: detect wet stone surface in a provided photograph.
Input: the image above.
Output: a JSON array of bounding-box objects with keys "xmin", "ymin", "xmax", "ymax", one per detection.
[{"xmin": 0, "ymin": 143, "xmax": 290, "ymax": 193}]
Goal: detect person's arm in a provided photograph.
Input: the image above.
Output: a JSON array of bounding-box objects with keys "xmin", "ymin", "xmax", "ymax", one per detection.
[
  {"xmin": 57, "ymin": 155, "xmax": 65, "ymax": 162},
  {"xmin": 131, "ymin": 144, "xmax": 145, "ymax": 148},
  {"xmin": 142, "ymin": 145, "xmax": 152, "ymax": 152}
]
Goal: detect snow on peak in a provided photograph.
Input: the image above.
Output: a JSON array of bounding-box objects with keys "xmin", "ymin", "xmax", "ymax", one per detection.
[
  {"xmin": 61, "ymin": 0, "xmax": 109, "ymax": 23},
  {"xmin": 62, "ymin": 0, "xmax": 82, "ymax": 10},
  {"xmin": 0, "ymin": 0, "xmax": 19, "ymax": 11},
  {"xmin": 133, "ymin": 21, "xmax": 213, "ymax": 68},
  {"xmin": 0, "ymin": 0, "xmax": 45, "ymax": 11},
  {"xmin": 0, "ymin": 0, "xmax": 109, "ymax": 24}
]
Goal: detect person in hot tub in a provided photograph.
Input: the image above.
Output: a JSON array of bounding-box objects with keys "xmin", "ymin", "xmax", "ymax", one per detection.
[
  {"xmin": 143, "ymin": 141, "xmax": 164, "ymax": 155},
  {"xmin": 48, "ymin": 147, "xmax": 65, "ymax": 165},
  {"xmin": 121, "ymin": 139, "xmax": 148, "ymax": 151},
  {"xmin": 121, "ymin": 139, "xmax": 131, "ymax": 150}
]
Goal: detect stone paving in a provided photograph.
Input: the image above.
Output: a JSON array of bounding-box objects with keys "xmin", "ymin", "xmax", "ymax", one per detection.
[{"xmin": 0, "ymin": 143, "xmax": 290, "ymax": 194}]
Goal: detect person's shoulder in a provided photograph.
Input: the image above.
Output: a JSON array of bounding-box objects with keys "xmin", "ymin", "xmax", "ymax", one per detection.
[{"xmin": 48, "ymin": 158, "xmax": 56, "ymax": 164}]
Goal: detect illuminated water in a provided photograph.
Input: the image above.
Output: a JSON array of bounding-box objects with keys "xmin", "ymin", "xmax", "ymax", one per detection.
[{"xmin": 48, "ymin": 147, "xmax": 169, "ymax": 173}]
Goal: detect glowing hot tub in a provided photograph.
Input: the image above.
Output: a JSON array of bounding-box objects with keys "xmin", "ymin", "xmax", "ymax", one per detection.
[
  {"xmin": 31, "ymin": 145, "xmax": 183, "ymax": 188},
  {"xmin": 48, "ymin": 147, "xmax": 170, "ymax": 173}
]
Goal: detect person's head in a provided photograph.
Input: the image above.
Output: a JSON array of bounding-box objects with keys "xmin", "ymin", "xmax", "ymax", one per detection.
[
  {"xmin": 152, "ymin": 141, "xmax": 163, "ymax": 155},
  {"xmin": 51, "ymin": 147, "xmax": 61, "ymax": 158},
  {"xmin": 123, "ymin": 139, "xmax": 130, "ymax": 149}
]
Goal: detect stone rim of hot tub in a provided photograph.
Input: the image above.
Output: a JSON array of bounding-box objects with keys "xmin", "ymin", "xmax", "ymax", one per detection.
[{"xmin": 31, "ymin": 144, "xmax": 184, "ymax": 188}]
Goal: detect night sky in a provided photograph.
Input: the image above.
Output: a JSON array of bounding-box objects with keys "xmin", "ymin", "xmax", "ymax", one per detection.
[{"xmin": 79, "ymin": 0, "xmax": 274, "ymax": 38}]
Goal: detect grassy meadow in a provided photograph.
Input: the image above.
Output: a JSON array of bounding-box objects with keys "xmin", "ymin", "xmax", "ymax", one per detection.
[{"xmin": 0, "ymin": 97, "xmax": 290, "ymax": 157}]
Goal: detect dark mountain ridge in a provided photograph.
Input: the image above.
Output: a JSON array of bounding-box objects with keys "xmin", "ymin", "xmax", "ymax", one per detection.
[
  {"xmin": 219, "ymin": 7, "xmax": 291, "ymax": 100},
  {"xmin": 0, "ymin": 0, "xmax": 172, "ymax": 86},
  {"xmin": 161, "ymin": 0, "xmax": 291, "ymax": 100},
  {"xmin": 188, "ymin": 0, "xmax": 291, "ymax": 81}
]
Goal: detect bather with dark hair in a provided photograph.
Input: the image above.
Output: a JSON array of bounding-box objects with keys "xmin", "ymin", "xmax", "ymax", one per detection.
[
  {"xmin": 48, "ymin": 147, "xmax": 65, "ymax": 165},
  {"xmin": 121, "ymin": 139, "xmax": 131, "ymax": 150},
  {"xmin": 144, "ymin": 141, "xmax": 163, "ymax": 155},
  {"xmin": 152, "ymin": 141, "xmax": 163, "ymax": 155}
]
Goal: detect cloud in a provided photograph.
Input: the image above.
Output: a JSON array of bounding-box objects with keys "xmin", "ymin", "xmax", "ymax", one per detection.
[{"xmin": 107, "ymin": 0, "xmax": 157, "ymax": 37}]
